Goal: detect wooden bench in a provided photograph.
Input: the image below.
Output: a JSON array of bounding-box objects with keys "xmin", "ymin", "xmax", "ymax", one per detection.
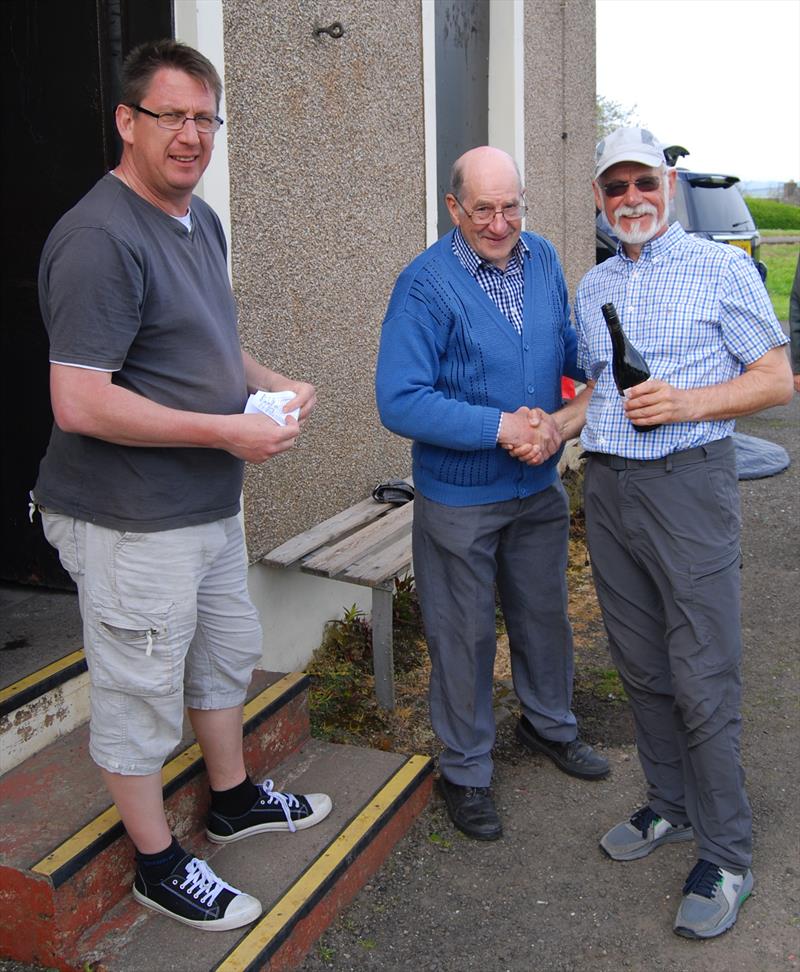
[{"xmin": 261, "ymin": 485, "xmax": 414, "ymax": 709}]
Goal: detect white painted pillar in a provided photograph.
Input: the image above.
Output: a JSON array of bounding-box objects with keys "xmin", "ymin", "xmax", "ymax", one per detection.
[
  {"xmin": 489, "ymin": 0, "xmax": 526, "ymax": 196},
  {"xmin": 173, "ymin": 0, "xmax": 232, "ymax": 270},
  {"xmin": 421, "ymin": 0, "xmax": 439, "ymax": 248}
]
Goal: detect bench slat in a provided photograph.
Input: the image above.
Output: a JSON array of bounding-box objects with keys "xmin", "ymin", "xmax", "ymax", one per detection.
[
  {"xmin": 339, "ymin": 533, "xmax": 413, "ymax": 588},
  {"xmin": 301, "ymin": 501, "xmax": 414, "ymax": 577},
  {"xmin": 262, "ymin": 496, "xmax": 390, "ymax": 567}
]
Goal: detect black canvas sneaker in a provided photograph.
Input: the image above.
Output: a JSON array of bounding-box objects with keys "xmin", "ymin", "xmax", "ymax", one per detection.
[
  {"xmin": 206, "ymin": 778, "xmax": 333, "ymax": 843},
  {"xmin": 132, "ymin": 854, "xmax": 262, "ymax": 931}
]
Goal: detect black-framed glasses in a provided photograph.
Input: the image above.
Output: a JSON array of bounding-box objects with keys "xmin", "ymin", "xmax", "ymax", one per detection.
[
  {"xmin": 129, "ymin": 104, "xmax": 223, "ymax": 134},
  {"xmin": 599, "ymin": 176, "xmax": 661, "ymax": 198},
  {"xmin": 454, "ymin": 197, "xmax": 527, "ymax": 226}
]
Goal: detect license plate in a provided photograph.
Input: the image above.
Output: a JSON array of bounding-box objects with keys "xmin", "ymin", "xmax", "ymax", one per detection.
[{"xmin": 727, "ymin": 239, "xmax": 752, "ymax": 256}]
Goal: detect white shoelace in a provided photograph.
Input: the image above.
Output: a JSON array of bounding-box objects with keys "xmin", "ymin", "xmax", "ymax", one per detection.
[
  {"xmin": 181, "ymin": 857, "xmax": 240, "ymax": 905},
  {"xmin": 258, "ymin": 779, "xmax": 301, "ymax": 833}
]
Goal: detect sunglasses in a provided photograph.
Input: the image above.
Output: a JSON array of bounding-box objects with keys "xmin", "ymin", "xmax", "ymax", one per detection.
[{"xmin": 599, "ymin": 176, "xmax": 662, "ymax": 198}]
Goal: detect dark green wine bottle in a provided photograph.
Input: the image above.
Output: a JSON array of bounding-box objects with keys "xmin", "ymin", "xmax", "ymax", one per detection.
[{"xmin": 601, "ymin": 302, "xmax": 660, "ymax": 431}]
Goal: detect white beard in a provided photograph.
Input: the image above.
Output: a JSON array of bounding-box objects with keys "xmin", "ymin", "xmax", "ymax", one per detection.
[{"xmin": 611, "ymin": 179, "xmax": 670, "ymax": 245}]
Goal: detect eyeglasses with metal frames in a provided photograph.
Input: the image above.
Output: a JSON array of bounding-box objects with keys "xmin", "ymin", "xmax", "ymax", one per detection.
[
  {"xmin": 129, "ymin": 104, "xmax": 223, "ymax": 134},
  {"xmin": 599, "ymin": 176, "xmax": 661, "ymax": 198},
  {"xmin": 454, "ymin": 197, "xmax": 527, "ymax": 226}
]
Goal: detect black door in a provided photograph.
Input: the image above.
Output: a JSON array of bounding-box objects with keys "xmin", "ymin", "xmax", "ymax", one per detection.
[{"xmin": 1, "ymin": 0, "xmax": 172, "ymax": 587}]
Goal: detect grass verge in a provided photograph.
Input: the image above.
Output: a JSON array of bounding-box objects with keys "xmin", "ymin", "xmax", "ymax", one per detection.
[{"xmin": 760, "ymin": 243, "xmax": 800, "ymax": 321}]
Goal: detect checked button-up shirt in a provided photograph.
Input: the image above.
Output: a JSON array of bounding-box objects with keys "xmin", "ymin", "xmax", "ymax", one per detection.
[{"xmin": 574, "ymin": 222, "xmax": 788, "ymax": 459}]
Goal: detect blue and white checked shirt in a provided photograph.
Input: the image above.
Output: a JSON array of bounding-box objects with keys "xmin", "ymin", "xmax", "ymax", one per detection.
[
  {"xmin": 452, "ymin": 227, "xmax": 528, "ymax": 334},
  {"xmin": 574, "ymin": 222, "xmax": 788, "ymax": 458}
]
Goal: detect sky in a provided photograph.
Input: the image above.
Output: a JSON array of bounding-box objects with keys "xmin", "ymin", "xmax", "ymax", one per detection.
[{"xmin": 596, "ymin": 0, "xmax": 800, "ymax": 184}]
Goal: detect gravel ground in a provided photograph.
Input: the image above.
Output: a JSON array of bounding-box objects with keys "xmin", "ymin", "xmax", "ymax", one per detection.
[{"xmin": 298, "ymin": 394, "xmax": 800, "ymax": 972}]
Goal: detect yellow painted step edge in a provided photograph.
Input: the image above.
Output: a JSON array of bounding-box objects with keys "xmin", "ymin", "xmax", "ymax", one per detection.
[
  {"xmin": 216, "ymin": 753, "xmax": 432, "ymax": 972},
  {"xmin": 0, "ymin": 648, "xmax": 86, "ymax": 707},
  {"xmin": 31, "ymin": 672, "xmax": 306, "ymax": 879}
]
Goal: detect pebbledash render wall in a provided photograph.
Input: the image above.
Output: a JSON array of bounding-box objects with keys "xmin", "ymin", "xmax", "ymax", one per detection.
[
  {"xmin": 222, "ymin": 0, "xmax": 423, "ymax": 565},
  {"xmin": 218, "ymin": 0, "xmax": 595, "ymax": 670},
  {"xmin": 524, "ymin": 0, "xmax": 596, "ymax": 300}
]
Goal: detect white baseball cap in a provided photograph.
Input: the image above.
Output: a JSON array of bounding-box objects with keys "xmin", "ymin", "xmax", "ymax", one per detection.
[{"xmin": 594, "ymin": 127, "xmax": 665, "ymax": 180}]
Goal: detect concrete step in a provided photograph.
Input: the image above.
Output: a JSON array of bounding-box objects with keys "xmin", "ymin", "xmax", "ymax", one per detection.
[
  {"xmin": 0, "ymin": 668, "xmax": 311, "ymax": 969},
  {"xmin": 0, "ymin": 585, "xmax": 83, "ymax": 688},
  {"xmin": 84, "ymin": 744, "xmax": 432, "ymax": 972},
  {"xmin": 1, "ymin": 648, "xmax": 90, "ymax": 773},
  {"xmin": 1, "ymin": 585, "xmax": 84, "ymax": 771}
]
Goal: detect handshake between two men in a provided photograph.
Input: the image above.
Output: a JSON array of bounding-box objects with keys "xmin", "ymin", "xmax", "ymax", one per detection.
[{"xmin": 498, "ymin": 406, "xmax": 563, "ymax": 466}]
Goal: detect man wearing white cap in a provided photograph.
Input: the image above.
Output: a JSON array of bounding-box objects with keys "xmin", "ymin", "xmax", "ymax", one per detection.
[{"xmin": 509, "ymin": 126, "xmax": 792, "ymax": 938}]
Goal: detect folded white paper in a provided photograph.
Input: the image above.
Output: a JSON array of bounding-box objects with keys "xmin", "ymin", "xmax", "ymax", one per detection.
[{"xmin": 244, "ymin": 389, "xmax": 300, "ymax": 426}]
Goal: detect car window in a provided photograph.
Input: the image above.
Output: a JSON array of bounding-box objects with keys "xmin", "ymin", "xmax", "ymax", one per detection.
[
  {"xmin": 676, "ymin": 178, "xmax": 756, "ymax": 233},
  {"xmin": 671, "ymin": 180, "xmax": 690, "ymax": 227}
]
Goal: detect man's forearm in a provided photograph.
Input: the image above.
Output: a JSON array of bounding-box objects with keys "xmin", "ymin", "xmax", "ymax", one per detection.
[
  {"xmin": 679, "ymin": 360, "xmax": 793, "ymax": 421},
  {"xmin": 552, "ymin": 383, "xmax": 593, "ymax": 441},
  {"xmin": 624, "ymin": 347, "xmax": 793, "ymax": 426},
  {"xmin": 49, "ymin": 363, "xmax": 302, "ymax": 464},
  {"xmin": 52, "ymin": 371, "xmax": 232, "ymax": 449},
  {"xmin": 242, "ymin": 350, "xmax": 283, "ymax": 394}
]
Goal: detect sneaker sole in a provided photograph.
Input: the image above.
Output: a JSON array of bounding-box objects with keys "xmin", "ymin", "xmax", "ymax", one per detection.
[
  {"xmin": 515, "ymin": 725, "xmax": 610, "ymax": 780},
  {"xmin": 132, "ymin": 885, "xmax": 262, "ymax": 931},
  {"xmin": 673, "ymin": 871, "xmax": 754, "ymax": 939},
  {"xmin": 206, "ymin": 795, "xmax": 333, "ymax": 844},
  {"xmin": 600, "ymin": 825, "xmax": 695, "ymax": 861}
]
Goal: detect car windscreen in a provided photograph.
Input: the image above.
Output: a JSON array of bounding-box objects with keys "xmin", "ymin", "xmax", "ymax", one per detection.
[{"xmin": 678, "ymin": 180, "xmax": 756, "ymax": 233}]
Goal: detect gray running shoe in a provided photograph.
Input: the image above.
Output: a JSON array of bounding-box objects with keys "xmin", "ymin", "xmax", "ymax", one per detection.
[
  {"xmin": 674, "ymin": 859, "xmax": 754, "ymax": 939},
  {"xmin": 600, "ymin": 805, "xmax": 694, "ymax": 861}
]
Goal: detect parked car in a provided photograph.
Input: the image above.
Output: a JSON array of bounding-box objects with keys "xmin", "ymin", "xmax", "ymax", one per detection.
[{"xmin": 595, "ymin": 147, "xmax": 767, "ymax": 281}]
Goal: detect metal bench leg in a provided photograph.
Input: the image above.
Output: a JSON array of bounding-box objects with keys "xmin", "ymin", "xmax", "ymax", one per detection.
[{"xmin": 371, "ymin": 586, "xmax": 395, "ymax": 710}]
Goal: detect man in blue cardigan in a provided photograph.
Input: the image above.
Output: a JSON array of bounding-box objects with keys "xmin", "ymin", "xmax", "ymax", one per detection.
[{"xmin": 376, "ymin": 146, "xmax": 609, "ymax": 841}]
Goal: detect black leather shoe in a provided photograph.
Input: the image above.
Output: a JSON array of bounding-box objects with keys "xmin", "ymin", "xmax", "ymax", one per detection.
[
  {"xmin": 438, "ymin": 776, "xmax": 502, "ymax": 841},
  {"xmin": 515, "ymin": 716, "xmax": 610, "ymax": 780}
]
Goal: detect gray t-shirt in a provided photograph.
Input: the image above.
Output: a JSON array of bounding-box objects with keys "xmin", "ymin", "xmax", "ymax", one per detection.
[{"xmin": 35, "ymin": 174, "xmax": 247, "ymax": 531}]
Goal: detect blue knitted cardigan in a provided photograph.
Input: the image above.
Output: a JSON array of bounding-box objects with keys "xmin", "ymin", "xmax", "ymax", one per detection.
[{"xmin": 375, "ymin": 230, "xmax": 583, "ymax": 507}]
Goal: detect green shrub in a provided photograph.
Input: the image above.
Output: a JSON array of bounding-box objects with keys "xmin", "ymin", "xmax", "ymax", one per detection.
[
  {"xmin": 307, "ymin": 604, "xmax": 383, "ymax": 742},
  {"xmin": 307, "ymin": 576, "xmax": 426, "ymax": 742},
  {"xmin": 744, "ymin": 197, "xmax": 800, "ymax": 231}
]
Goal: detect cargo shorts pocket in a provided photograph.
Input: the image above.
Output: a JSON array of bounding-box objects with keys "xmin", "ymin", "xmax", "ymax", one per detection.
[
  {"xmin": 87, "ymin": 596, "xmax": 181, "ymax": 697},
  {"xmin": 40, "ymin": 510, "xmax": 84, "ymax": 579}
]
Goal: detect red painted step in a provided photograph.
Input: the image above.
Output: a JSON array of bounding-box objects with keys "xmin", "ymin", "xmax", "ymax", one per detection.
[{"xmin": 0, "ymin": 670, "xmax": 309, "ymax": 969}]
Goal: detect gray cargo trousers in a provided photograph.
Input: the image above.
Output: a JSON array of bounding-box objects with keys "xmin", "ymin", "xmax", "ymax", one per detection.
[{"xmin": 584, "ymin": 436, "xmax": 752, "ymax": 872}]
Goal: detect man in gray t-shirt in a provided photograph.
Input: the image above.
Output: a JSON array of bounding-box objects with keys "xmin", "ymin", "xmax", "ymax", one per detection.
[{"xmin": 34, "ymin": 39, "xmax": 331, "ymax": 933}]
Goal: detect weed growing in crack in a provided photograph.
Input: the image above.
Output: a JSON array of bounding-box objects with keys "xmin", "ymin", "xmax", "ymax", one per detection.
[{"xmin": 307, "ymin": 575, "xmax": 426, "ymax": 744}]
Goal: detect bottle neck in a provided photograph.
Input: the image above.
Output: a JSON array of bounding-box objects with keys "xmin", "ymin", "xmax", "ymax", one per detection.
[{"xmin": 606, "ymin": 318, "xmax": 627, "ymax": 355}]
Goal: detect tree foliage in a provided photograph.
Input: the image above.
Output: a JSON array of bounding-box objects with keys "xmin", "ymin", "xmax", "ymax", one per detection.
[{"xmin": 596, "ymin": 95, "xmax": 643, "ymax": 141}]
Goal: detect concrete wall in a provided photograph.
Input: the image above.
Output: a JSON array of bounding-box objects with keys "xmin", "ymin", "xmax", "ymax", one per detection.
[
  {"xmin": 212, "ymin": 0, "xmax": 596, "ymax": 671},
  {"xmin": 222, "ymin": 0, "xmax": 424, "ymax": 561},
  {"xmin": 523, "ymin": 0, "xmax": 596, "ymax": 297}
]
